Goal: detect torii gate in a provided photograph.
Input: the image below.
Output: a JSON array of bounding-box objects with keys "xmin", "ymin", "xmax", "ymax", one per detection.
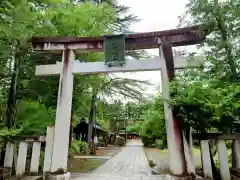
[{"xmin": 32, "ymin": 25, "xmax": 206, "ymax": 179}]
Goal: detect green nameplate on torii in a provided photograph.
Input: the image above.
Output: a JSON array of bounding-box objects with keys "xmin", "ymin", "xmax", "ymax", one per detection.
[{"xmin": 104, "ymin": 34, "xmax": 126, "ymax": 67}]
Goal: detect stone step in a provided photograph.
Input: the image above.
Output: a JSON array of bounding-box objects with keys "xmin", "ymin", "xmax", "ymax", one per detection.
[
  {"xmin": 71, "ymin": 173, "xmax": 166, "ymax": 180},
  {"xmin": 20, "ymin": 176, "xmax": 42, "ymax": 180}
]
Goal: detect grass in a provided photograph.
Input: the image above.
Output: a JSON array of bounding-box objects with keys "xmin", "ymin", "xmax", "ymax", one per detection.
[
  {"xmin": 193, "ymin": 148, "xmax": 201, "ymax": 155},
  {"xmin": 213, "ymin": 149, "xmax": 232, "ymax": 168},
  {"xmin": 160, "ymin": 149, "xmax": 168, "ymax": 154},
  {"xmin": 67, "ymin": 158, "xmax": 107, "ymax": 173}
]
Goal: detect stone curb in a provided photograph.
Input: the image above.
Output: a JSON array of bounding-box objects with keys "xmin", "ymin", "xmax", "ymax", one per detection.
[{"xmin": 45, "ymin": 172, "xmax": 70, "ymax": 180}]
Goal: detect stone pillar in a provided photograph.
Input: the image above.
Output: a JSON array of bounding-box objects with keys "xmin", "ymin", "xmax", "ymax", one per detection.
[
  {"xmin": 16, "ymin": 142, "xmax": 28, "ymax": 177},
  {"xmin": 30, "ymin": 142, "xmax": 41, "ymax": 174},
  {"xmin": 13, "ymin": 143, "xmax": 17, "ymax": 173},
  {"xmin": 4, "ymin": 142, "xmax": 14, "ymax": 169},
  {"xmin": 188, "ymin": 127, "xmax": 195, "ymax": 170},
  {"xmin": 43, "ymin": 126, "xmax": 55, "ymax": 173},
  {"xmin": 217, "ymin": 140, "xmax": 231, "ymax": 180},
  {"xmin": 200, "ymin": 140, "xmax": 213, "ymax": 179},
  {"xmin": 51, "ymin": 49, "xmax": 75, "ymax": 173},
  {"xmin": 183, "ymin": 131, "xmax": 195, "ymax": 175},
  {"xmin": 159, "ymin": 41, "xmax": 186, "ymax": 176},
  {"xmin": 233, "ymin": 139, "xmax": 240, "ymax": 168}
]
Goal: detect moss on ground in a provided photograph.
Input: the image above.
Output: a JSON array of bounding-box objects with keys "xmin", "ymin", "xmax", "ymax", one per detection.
[{"xmin": 67, "ymin": 158, "xmax": 107, "ymax": 173}]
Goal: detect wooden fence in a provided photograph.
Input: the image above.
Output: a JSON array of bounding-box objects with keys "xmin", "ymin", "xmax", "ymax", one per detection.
[
  {"xmin": 1, "ymin": 126, "xmax": 55, "ymax": 179},
  {"xmin": 2, "ymin": 127, "xmax": 240, "ymax": 179},
  {"xmin": 192, "ymin": 133, "xmax": 240, "ymax": 180}
]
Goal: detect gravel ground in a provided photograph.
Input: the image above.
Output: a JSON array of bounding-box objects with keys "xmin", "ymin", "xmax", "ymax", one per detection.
[
  {"xmin": 144, "ymin": 148, "xmax": 202, "ymax": 174},
  {"xmin": 144, "ymin": 148, "xmax": 170, "ymax": 174}
]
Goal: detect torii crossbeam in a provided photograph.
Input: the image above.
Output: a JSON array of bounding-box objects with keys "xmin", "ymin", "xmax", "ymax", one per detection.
[
  {"xmin": 32, "ymin": 25, "xmax": 206, "ymax": 52},
  {"xmin": 35, "ymin": 56, "xmax": 203, "ymax": 76},
  {"xmin": 32, "ymin": 25, "xmax": 207, "ymax": 179}
]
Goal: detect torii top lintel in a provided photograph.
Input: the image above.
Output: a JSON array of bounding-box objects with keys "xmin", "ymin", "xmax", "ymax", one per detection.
[{"xmin": 31, "ymin": 25, "xmax": 207, "ymax": 52}]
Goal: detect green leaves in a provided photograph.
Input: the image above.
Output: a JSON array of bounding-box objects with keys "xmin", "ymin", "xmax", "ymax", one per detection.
[
  {"xmin": 0, "ymin": 126, "xmax": 23, "ymax": 137},
  {"xmin": 0, "ymin": 0, "xmax": 118, "ymax": 134},
  {"xmin": 170, "ymin": 74, "xmax": 240, "ymax": 133},
  {"xmin": 69, "ymin": 139, "xmax": 89, "ymax": 156},
  {"xmin": 45, "ymin": 2, "xmax": 116, "ymax": 36},
  {"xmin": 172, "ymin": 0, "xmax": 240, "ymax": 135},
  {"xmin": 15, "ymin": 101, "xmax": 52, "ymax": 135},
  {"xmin": 0, "ymin": 0, "xmax": 148, "ymax": 137}
]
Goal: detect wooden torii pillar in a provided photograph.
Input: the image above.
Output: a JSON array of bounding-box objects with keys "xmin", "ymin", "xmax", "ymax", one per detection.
[{"xmin": 32, "ymin": 25, "xmax": 207, "ymax": 178}]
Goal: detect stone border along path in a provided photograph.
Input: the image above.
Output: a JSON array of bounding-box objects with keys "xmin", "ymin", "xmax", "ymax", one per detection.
[{"xmin": 72, "ymin": 139, "xmax": 166, "ymax": 180}]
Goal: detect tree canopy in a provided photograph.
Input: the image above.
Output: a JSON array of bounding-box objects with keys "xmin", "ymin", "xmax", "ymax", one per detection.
[{"xmin": 0, "ymin": 0, "xmax": 150, "ymax": 138}]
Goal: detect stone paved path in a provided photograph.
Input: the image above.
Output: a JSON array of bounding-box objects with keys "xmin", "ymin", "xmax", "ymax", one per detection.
[
  {"xmin": 73, "ymin": 155, "xmax": 112, "ymax": 159},
  {"xmin": 72, "ymin": 139, "xmax": 166, "ymax": 180}
]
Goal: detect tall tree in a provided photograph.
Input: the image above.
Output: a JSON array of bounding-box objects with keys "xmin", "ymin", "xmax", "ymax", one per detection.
[
  {"xmin": 0, "ymin": 0, "xmax": 151, "ymax": 138},
  {"xmin": 0, "ymin": 0, "xmax": 116, "ymax": 133},
  {"xmin": 172, "ymin": 0, "xmax": 240, "ymax": 177}
]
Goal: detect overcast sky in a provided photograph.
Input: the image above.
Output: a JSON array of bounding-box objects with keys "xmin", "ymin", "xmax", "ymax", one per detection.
[{"xmin": 114, "ymin": 0, "xmax": 190, "ymax": 96}]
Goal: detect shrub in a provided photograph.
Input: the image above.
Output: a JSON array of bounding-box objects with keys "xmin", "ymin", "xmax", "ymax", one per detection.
[
  {"xmin": 69, "ymin": 140, "xmax": 89, "ymax": 156},
  {"xmin": 154, "ymin": 139, "xmax": 167, "ymax": 149},
  {"xmin": 148, "ymin": 160, "xmax": 156, "ymax": 168},
  {"xmin": 39, "ymin": 151, "xmax": 45, "ymax": 170},
  {"xmin": 141, "ymin": 136, "xmax": 155, "ymax": 147}
]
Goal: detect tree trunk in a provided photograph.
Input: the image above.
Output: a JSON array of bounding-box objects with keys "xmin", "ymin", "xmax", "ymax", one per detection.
[
  {"xmin": 87, "ymin": 89, "xmax": 97, "ymax": 145},
  {"xmin": 0, "ymin": 58, "xmax": 19, "ymax": 166},
  {"xmin": 5, "ymin": 58, "xmax": 19, "ymax": 129}
]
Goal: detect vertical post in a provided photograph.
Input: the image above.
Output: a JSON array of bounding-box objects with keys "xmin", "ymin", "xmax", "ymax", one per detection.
[
  {"xmin": 38, "ymin": 136, "xmax": 45, "ymax": 142},
  {"xmin": 200, "ymin": 140, "xmax": 213, "ymax": 179},
  {"xmin": 51, "ymin": 49, "xmax": 74, "ymax": 173},
  {"xmin": 13, "ymin": 143, "xmax": 17, "ymax": 173},
  {"xmin": 16, "ymin": 142, "xmax": 28, "ymax": 177},
  {"xmin": 4, "ymin": 142, "xmax": 14, "ymax": 169},
  {"xmin": 233, "ymin": 139, "xmax": 240, "ymax": 168},
  {"xmin": 43, "ymin": 126, "xmax": 55, "ymax": 173},
  {"xmin": 30, "ymin": 142, "xmax": 41, "ymax": 174},
  {"xmin": 183, "ymin": 131, "xmax": 195, "ymax": 174},
  {"xmin": 159, "ymin": 40, "xmax": 186, "ymax": 175},
  {"xmin": 87, "ymin": 92, "xmax": 96, "ymax": 144},
  {"xmin": 189, "ymin": 127, "xmax": 195, "ymax": 168},
  {"xmin": 217, "ymin": 140, "xmax": 231, "ymax": 180},
  {"xmin": 124, "ymin": 118, "xmax": 127, "ymax": 143}
]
